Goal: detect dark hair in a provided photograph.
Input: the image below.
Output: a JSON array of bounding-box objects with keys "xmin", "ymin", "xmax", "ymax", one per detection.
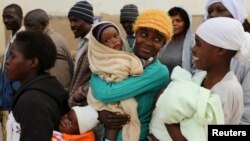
[
  {"xmin": 4, "ymin": 4, "xmax": 23, "ymax": 18},
  {"xmin": 168, "ymin": 7, "xmax": 190, "ymax": 34},
  {"xmin": 25, "ymin": 9, "xmax": 49, "ymax": 28},
  {"xmin": 14, "ymin": 31, "xmax": 57, "ymax": 73},
  {"xmin": 243, "ymin": 19, "xmax": 250, "ymax": 33}
]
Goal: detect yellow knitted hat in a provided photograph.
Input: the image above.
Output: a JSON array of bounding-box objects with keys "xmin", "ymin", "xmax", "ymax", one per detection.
[{"xmin": 133, "ymin": 9, "xmax": 173, "ymax": 42}]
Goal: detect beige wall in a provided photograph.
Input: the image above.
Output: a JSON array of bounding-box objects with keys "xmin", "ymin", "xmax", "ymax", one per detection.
[
  {"xmin": 1, "ymin": 0, "xmax": 250, "ymax": 56},
  {"xmin": 37, "ymin": 14, "xmax": 204, "ymax": 56}
]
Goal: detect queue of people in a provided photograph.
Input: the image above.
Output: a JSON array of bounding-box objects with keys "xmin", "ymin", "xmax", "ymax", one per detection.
[{"xmin": 1, "ymin": 0, "xmax": 250, "ymax": 141}]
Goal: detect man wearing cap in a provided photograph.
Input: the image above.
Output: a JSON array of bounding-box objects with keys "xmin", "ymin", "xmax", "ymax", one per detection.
[
  {"xmin": 67, "ymin": 1, "xmax": 103, "ymax": 141},
  {"xmin": 120, "ymin": 4, "xmax": 139, "ymax": 48},
  {"xmin": 68, "ymin": 0, "xmax": 92, "ymax": 108}
]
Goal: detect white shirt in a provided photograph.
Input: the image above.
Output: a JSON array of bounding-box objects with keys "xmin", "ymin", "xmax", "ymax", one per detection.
[
  {"xmin": 211, "ymin": 71, "xmax": 244, "ymax": 124},
  {"xmin": 74, "ymin": 37, "xmax": 88, "ymax": 71}
]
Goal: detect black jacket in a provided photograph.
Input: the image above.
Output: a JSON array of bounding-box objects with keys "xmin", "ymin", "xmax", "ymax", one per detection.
[{"xmin": 12, "ymin": 73, "xmax": 70, "ymax": 141}]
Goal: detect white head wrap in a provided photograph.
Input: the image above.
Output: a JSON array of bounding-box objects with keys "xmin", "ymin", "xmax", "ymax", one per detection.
[
  {"xmin": 72, "ymin": 105, "xmax": 99, "ymax": 134},
  {"xmin": 196, "ymin": 17, "xmax": 250, "ymax": 64},
  {"xmin": 178, "ymin": 6, "xmax": 195, "ymax": 73},
  {"xmin": 204, "ymin": 0, "xmax": 247, "ymax": 23}
]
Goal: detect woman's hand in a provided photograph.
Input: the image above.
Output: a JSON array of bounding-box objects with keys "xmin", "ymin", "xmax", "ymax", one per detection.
[
  {"xmin": 166, "ymin": 123, "xmax": 187, "ymax": 141},
  {"xmin": 147, "ymin": 133, "xmax": 159, "ymax": 141},
  {"xmin": 98, "ymin": 110, "xmax": 130, "ymax": 128}
]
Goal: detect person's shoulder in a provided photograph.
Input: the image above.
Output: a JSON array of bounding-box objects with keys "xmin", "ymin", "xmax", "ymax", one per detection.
[
  {"xmin": 221, "ymin": 71, "xmax": 241, "ymax": 86},
  {"xmin": 217, "ymin": 71, "xmax": 240, "ymax": 86},
  {"xmin": 231, "ymin": 58, "xmax": 250, "ymax": 73},
  {"xmin": 18, "ymin": 89, "xmax": 51, "ymax": 102},
  {"xmin": 146, "ymin": 59, "xmax": 169, "ymax": 76},
  {"xmin": 48, "ymin": 29, "xmax": 69, "ymax": 46},
  {"xmin": 212, "ymin": 71, "xmax": 243, "ymax": 97},
  {"xmin": 151, "ymin": 59, "xmax": 167, "ymax": 69},
  {"xmin": 50, "ymin": 31, "xmax": 66, "ymax": 42},
  {"xmin": 14, "ymin": 90, "xmax": 49, "ymax": 112}
]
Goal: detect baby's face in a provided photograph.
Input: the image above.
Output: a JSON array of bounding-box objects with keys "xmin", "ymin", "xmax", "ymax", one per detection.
[
  {"xmin": 100, "ymin": 27, "xmax": 123, "ymax": 50},
  {"xmin": 59, "ymin": 110, "xmax": 80, "ymax": 134}
]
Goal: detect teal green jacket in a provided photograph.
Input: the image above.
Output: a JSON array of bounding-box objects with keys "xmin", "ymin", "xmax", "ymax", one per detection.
[{"xmin": 90, "ymin": 60, "xmax": 169, "ymax": 141}]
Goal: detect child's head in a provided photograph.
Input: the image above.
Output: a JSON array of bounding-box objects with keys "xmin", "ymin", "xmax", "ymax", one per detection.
[
  {"xmin": 59, "ymin": 106, "xmax": 98, "ymax": 135},
  {"xmin": 193, "ymin": 17, "xmax": 250, "ymax": 70},
  {"xmin": 93, "ymin": 22, "xmax": 123, "ymax": 50}
]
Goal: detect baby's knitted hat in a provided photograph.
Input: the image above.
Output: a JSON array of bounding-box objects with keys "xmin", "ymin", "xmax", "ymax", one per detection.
[
  {"xmin": 120, "ymin": 4, "xmax": 139, "ymax": 23},
  {"xmin": 92, "ymin": 22, "xmax": 119, "ymax": 42},
  {"xmin": 133, "ymin": 9, "xmax": 173, "ymax": 42},
  {"xmin": 68, "ymin": 1, "xmax": 94, "ymax": 24}
]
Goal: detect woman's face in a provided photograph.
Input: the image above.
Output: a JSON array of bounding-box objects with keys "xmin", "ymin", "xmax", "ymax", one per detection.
[
  {"xmin": 171, "ymin": 14, "xmax": 186, "ymax": 36},
  {"xmin": 192, "ymin": 35, "xmax": 218, "ymax": 70},
  {"xmin": 134, "ymin": 28, "xmax": 166, "ymax": 60},
  {"xmin": 5, "ymin": 42, "xmax": 33, "ymax": 83},
  {"xmin": 207, "ymin": 2, "xmax": 234, "ymax": 19},
  {"xmin": 59, "ymin": 110, "xmax": 79, "ymax": 134}
]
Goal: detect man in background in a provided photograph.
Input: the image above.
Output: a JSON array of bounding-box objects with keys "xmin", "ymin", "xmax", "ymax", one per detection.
[
  {"xmin": 120, "ymin": 4, "xmax": 139, "ymax": 48},
  {"xmin": 24, "ymin": 9, "xmax": 74, "ymax": 92},
  {"xmin": 1, "ymin": 4, "xmax": 23, "ymax": 141},
  {"xmin": 67, "ymin": 1, "xmax": 103, "ymax": 140}
]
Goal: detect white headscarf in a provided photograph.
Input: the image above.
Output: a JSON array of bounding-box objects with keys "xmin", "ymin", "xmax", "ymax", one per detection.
[
  {"xmin": 204, "ymin": 0, "xmax": 247, "ymax": 23},
  {"xmin": 179, "ymin": 6, "xmax": 195, "ymax": 73},
  {"xmin": 196, "ymin": 17, "xmax": 250, "ymax": 64}
]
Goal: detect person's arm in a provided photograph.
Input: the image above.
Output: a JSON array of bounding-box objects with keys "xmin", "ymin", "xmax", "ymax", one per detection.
[
  {"xmin": 231, "ymin": 61, "xmax": 250, "ymax": 124},
  {"xmin": 48, "ymin": 40, "xmax": 73, "ymax": 92},
  {"xmin": 48, "ymin": 58, "xmax": 72, "ymax": 91},
  {"xmin": 155, "ymin": 88, "xmax": 165, "ymax": 102},
  {"xmin": 147, "ymin": 133, "xmax": 159, "ymax": 141},
  {"xmin": 68, "ymin": 81, "xmax": 90, "ymax": 108},
  {"xmin": 190, "ymin": 34, "xmax": 197, "ymax": 75},
  {"xmin": 98, "ymin": 110, "xmax": 130, "ymax": 129},
  {"xmin": 240, "ymin": 65, "xmax": 250, "ymax": 122},
  {"xmin": 91, "ymin": 60, "xmax": 169, "ymax": 103},
  {"xmin": 105, "ymin": 128, "xmax": 120, "ymax": 141},
  {"xmin": 165, "ymin": 123, "xmax": 187, "ymax": 141}
]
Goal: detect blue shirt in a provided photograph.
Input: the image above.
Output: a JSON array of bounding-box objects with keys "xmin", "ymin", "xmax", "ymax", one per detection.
[{"xmin": 0, "ymin": 69, "xmax": 21, "ymax": 110}]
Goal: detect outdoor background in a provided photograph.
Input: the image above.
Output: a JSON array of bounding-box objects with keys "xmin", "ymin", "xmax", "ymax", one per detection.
[{"xmin": 1, "ymin": 0, "xmax": 250, "ymax": 56}]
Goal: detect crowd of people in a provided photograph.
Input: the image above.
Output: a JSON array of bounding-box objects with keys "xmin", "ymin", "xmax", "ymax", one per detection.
[{"xmin": 0, "ymin": 0, "xmax": 250, "ymax": 141}]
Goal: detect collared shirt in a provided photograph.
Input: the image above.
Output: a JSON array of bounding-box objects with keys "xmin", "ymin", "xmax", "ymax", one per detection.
[
  {"xmin": 74, "ymin": 37, "xmax": 88, "ymax": 71},
  {"xmin": 127, "ymin": 34, "xmax": 136, "ymax": 49},
  {"xmin": 2, "ymin": 27, "xmax": 25, "ymax": 71}
]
